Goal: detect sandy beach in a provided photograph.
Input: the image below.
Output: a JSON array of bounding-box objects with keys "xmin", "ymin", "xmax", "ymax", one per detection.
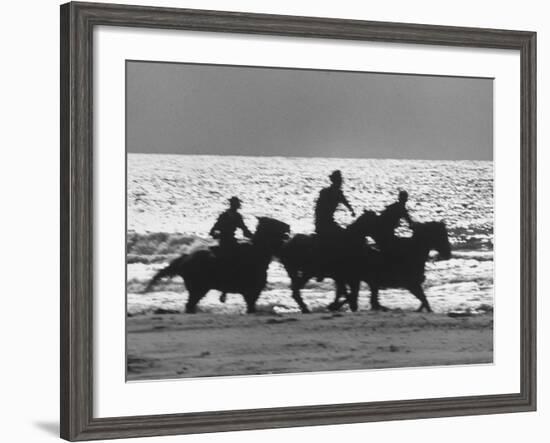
[{"xmin": 127, "ymin": 310, "xmax": 493, "ymax": 381}]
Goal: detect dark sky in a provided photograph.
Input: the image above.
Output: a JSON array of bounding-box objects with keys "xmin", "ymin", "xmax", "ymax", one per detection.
[{"xmin": 127, "ymin": 61, "xmax": 493, "ymax": 160}]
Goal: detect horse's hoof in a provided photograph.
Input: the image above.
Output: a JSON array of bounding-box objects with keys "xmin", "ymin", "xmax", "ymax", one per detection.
[
  {"xmin": 327, "ymin": 302, "xmax": 340, "ymax": 312},
  {"xmin": 371, "ymin": 305, "xmax": 389, "ymax": 312}
]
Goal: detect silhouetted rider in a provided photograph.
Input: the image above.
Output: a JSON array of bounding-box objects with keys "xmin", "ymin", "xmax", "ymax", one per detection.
[
  {"xmin": 314, "ymin": 170, "xmax": 355, "ymax": 237},
  {"xmin": 209, "ymin": 196, "xmax": 253, "ymax": 249},
  {"xmin": 210, "ymin": 196, "xmax": 253, "ymax": 303},
  {"xmin": 313, "ymin": 170, "xmax": 355, "ymax": 281},
  {"xmin": 377, "ymin": 190, "xmax": 414, "ymax": 248}
]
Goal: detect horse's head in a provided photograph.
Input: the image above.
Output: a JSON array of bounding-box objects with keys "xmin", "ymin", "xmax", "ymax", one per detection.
[
  {"xmin": 348, "ymin": 209, "xmax": 378, "ymax": 237},
  {"xmin": 253, "ymin": 217, "xmax": 291, "ymax": 251},
  {"xmin": 412, "ymin": 221, "xmax": 452, "ymax": 260}
]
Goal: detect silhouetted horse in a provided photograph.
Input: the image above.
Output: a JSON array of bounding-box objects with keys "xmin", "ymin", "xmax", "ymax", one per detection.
[
  {"xmin": 279, "ymin": 210, "xmax": 378, "ymax": 313},
  {"xmin": 328, "ymin": 221, "xmax": 451, "ymax": 313},
  {"xmin": 145, "ymin": 217, "xmax": 290, "ymax": 313}
]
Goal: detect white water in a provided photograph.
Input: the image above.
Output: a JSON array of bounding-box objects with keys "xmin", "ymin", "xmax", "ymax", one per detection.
[{"xmin": 127, "ymin": 154, "xmax": 493, "ymax": 315}]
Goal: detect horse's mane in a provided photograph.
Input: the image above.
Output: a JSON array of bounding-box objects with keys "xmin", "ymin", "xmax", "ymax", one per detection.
[
  {"xmin": 253, "ymin": 217, "xmax": 290, "ymax": 243},
  {"xmin": 347, "ymin": 210, "xmax": 377, "ymax": 232},
  {"xmin": 412, "ymin": 220, "xmax": 447, "ymax": 235},
  {"xmin": 255, "ymin": 216, "xmax": 290, "ymax": 231}
]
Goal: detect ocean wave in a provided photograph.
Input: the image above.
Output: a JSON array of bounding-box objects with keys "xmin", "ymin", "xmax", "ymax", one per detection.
[
  {"xmin": 127, "ymin": 231, "xmax": 212, "ymax": 264},
  {"xmin": 127, "ymin": 154, "xmax": 494, "ymax": 315},
  {"xmin": 450, "ymin": 250, "xmax": 494, "ymax": 261}
]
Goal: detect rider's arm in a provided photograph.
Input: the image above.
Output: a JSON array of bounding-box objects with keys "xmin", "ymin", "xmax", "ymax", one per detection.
[
  {"xmin": 237, "ymin": 214, "xmax": 253, "ymax": 238},
  {"xmin": 339, "ymin": 191, "xmax": 355, "ymax": 216},
  {"xmin": 209, "ymin": 215, "xmax": 222, "ymax": 237},
  {"xmin": 403, "ymin": 208, "xmax": 413, "ymax": 227}
]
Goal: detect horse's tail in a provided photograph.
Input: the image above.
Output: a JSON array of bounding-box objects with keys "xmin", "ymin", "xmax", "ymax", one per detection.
[{"xmin": 143, "ymin": 255, "xmax": 187, "ymax": 293}]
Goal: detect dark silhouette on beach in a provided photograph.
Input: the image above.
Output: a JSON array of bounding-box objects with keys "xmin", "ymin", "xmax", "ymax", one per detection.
[
  {"xmin": 328, "ymin": 220, "xmax": 452, "ymax": 313},
  {"xmin": 281, "ymin": 184, "xmax": 451, "ymax": 313},
  {"xmin": 209, "ymin": 196, "xmax": 253, "ymax": 303},
  {"xmin": 209, "ymin": 196, "xmax": 253, "ymax": 248},
  {"xmin": 143, "ymin": 175, "xmax": 452, "ymax": 314},
  {"xmin": 279, "ymin": 210, "xmax": 377, "ymax": 313},
  {"xmin": 145, "ymin": 217, "xmax": 290, "ymax": 313},
  {"xmin": 314, "ymin": 170, "xmax": 355, "ymax": 236},
  {"xmin": 376, "ymin": 190, "xmax": 413, "ymax": 248},
  {"xmin": 312, "ymin": 170, "xmax": 356, "ymax": 280}
]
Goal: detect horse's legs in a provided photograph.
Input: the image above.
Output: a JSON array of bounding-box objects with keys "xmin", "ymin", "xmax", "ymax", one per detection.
[
  {"xmin": 409, "ymin": 284, "xmax": 432, "ymax": 312},
  {"xmin": 369, "ymin": 284, "xmax": 388, "ymax": 311},
  {"xmin": 244, "ymin": 290, "xmax": 264, "ymax": 314},
  {"xmin": 291, "ymin": 274, "xmax": 311, "ymax": 314},
  {"xmin": 335, "ymin": 280, "xmax": 348, "ymax": 302},
  {"xmin": 245, "ymin": 294, "xmax": 257, "ymax": 314},
  {"xmin": 185, "ymin": 288, "xmax": 207, "ymax": 313},
  {"xmin": 347, "ymin": 280, "xmax": 360, "ymax": 312},
  {"xmin": 327, "ymin": 280, "xmax": 349, "ymax": 312}
]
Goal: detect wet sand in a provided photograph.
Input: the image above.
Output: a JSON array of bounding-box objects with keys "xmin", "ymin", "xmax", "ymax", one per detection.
[{"xmin": 127, "ymin": 310, "xmax": 493, "ymax": 381}]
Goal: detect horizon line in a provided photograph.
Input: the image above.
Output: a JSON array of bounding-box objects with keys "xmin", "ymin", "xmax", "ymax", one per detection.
[{"xmin": 126, "ymin": 152, "xmax": 493, "ymax": 162}]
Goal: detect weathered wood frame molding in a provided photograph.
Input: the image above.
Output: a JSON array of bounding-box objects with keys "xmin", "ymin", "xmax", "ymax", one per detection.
[{"xmin": 60, "ymin": 2, "xmax": 536, "ymax": 440}]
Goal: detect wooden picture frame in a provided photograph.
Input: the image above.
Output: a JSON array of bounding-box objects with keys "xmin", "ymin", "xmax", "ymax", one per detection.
[{"xmin": 60, "ymin": 1, "xmax": 536, "ymax": 440}]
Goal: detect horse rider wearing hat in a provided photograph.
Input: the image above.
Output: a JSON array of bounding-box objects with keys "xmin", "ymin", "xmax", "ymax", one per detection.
[
  {"xmin": 377, "ymin": 189, "xmax": 414, "ymax": 250},
  {"xmin": 209, "ymin": 196, "xmax": 253, "ymax": 249},
  {"xmin": 210, "ymin": 196, "xmax": 253, "ymax": 303},
  {"xmin": 313, "ymin": 170, "xmax": 355, "ymax": 280},
  {"xmin": 314, "ymin": 170, "xmax": 355, "ymax": 237}
]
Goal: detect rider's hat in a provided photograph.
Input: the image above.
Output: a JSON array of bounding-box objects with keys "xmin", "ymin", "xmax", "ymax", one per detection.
[
  {"xmin": 229, "ymin": 196, "xmax": 241, "ymax": 206},
  {"xmin": 329, "ymin": 170, "xmax": 342, "ymax": 182}
]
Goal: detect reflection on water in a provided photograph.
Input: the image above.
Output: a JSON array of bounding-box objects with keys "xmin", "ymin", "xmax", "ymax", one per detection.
[{"xmin": 127, "ymin": 154, "xmax": 494, "ymax": 315}]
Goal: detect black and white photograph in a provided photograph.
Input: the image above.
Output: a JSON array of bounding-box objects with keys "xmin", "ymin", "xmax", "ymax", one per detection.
[
  {"xmin": 1, "ymin": 0, "xmax": 544, "ymax": 441},
  {"xmin": 126, "ymin": 60, "xmax": 494, "ymax": 381}
]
